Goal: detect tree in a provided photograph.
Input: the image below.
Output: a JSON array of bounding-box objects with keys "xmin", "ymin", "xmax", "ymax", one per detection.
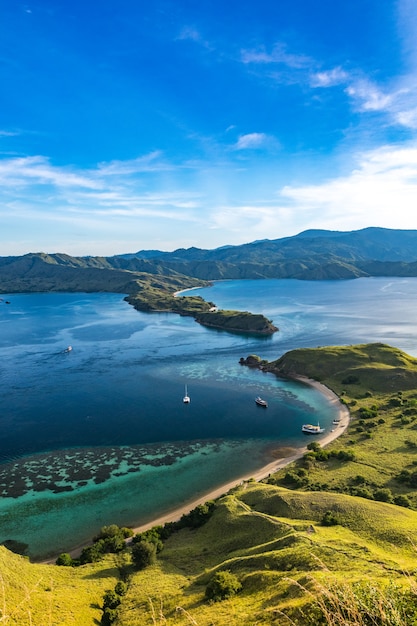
[
  {"xmin": 101, "ymin": 590, "xmax": 121, "ymax": 626},
  {"xmin": 205, "ymin": 570, "xmax": 242, "ymax": 602},
  {"xmin": 55, "ymin": 552, "xmax": 73, "ymax": 566},
  {"xmin": 114, "ymin": 581, "xmax": 127, "ymax": 596},
  {"xmin": 131, "ymin": 540, "xmax": 157, "ymax": 570}
]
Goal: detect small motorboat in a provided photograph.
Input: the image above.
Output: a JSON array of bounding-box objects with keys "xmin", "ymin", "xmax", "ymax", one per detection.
[{"xmin": 255, "ymin": 396, "xmax": 268, "ymax": 407}]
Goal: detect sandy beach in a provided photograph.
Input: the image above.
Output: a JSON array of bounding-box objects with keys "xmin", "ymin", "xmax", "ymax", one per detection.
[
  {"xmin": 130, "ymin": 376, "xmax": 349, "ymax": 534},
  {"xmin": 44, "ymin": 376, "xmax": 349, "ymax": 562}
]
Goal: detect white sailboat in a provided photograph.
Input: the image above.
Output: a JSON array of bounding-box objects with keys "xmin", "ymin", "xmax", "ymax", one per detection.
[{"xmin": 183, "ymin": 385, "xmax": 190, "ymax": 404}]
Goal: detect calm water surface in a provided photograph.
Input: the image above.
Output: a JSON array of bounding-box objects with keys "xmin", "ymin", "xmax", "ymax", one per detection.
[{"xmin": 0, "ymin": 277, "xmax": 416, "ymax": 558}]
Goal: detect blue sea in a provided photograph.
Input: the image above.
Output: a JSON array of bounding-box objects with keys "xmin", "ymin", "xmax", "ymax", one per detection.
[{"xmin": 1, "ymin": 277, "xmax": 417, "ymax": 559}]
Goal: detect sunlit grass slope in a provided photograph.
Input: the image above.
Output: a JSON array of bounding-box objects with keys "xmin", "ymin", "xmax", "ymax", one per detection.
[
  {"xmin": 117, "ymin": 486, "xmax": 417, "ymax": 625},
  {"xmin": 0, "ymin": 547, "xmax": 119, "ymax": 625}
]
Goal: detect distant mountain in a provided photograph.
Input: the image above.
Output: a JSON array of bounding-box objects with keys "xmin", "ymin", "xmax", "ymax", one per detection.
[
  {"xmin": 114, "ymin": 227, "xmax": 417, "ymax": 280},
  {"xmin": 2, "ymin": 228, "xmax": 417, "ymax": 293}
]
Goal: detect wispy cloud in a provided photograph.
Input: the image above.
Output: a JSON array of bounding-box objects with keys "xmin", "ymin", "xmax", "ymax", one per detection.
[
  {"xmin": 345, "ymin": 79, "xmax": 397, "ymax": 112},
  {"xmin": 96, "ymin": 152, "xmax": 172, "ymax": 176},
  {"xmin": 232, "ymin": 132, "xmax": 275, "ymax": 150},
  {"xmin": 310, "ymin": 67, "xmax": 348, "ymax": 88},
  {"xmin": 0, "ymin": 156, "xmax": 102, "ymax": 189},
  {"xmin": 241, "ymin": 42, "xmax": 312, "ymax": 69},
  {"xmin": 0, "ymin": 130, "xmax": 19, "ymax": 137}
]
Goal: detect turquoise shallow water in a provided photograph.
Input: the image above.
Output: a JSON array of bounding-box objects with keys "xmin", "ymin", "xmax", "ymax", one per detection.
[{"xmin": 1, "ymin": 277, "xmax": 417, "ymax": 559}]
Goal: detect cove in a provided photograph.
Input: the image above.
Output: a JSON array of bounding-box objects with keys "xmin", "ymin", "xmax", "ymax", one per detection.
[{"xmin": 1, "ymin": 277, "xmax": 417, "ymax": 559}]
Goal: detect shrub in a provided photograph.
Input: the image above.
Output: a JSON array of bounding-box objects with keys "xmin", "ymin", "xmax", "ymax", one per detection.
[
  {"xmin": 373, "ymin": 488, "xmax": 393, "ymax": 503},
  {"xmin": 394, "ymin": 494, "xmax": 411, "ymax": 508},
  {"xmin": 131, "ymin": 540, "xmax": 157, "ymax": 570},
  {"xmin": 341, "ymin": 375, "xmax": 359, "ymax": 385},
  {"xmin": 132, "ymin": 527, "xmax": 163, "ymax": 552},
  {"xmin": 321, "ymin": 511, "xmax": 340, "ymax": 526},
  {"xmin": 315, "ymin": 449, "xmax": 330, "ymax": 462},
  {"xmin": 205, "ymin": 570, "xmax": 242, "ymax": 602},
  {"xmin": 350, "ymin": 486, "xmax": 374, "ymax": 499},
  {"xmin": 359, "ymin": 407, "xmax": 378, "ymax": 419},
  {"xmin": 79, "ymin": 541, "xmax": 106, "ymax": 564},
  {"xmin": 101, "ymin": 590, "xmax": 121, "ymax": 625},
  {"xmin": 55, "ymin": 552, "xmax": 73, "ymax": 566},
  {"xmin": 307, "ymin": 441, "xmax": 321, "ymax": 452},
  {"xmin": 101, "ymin": 608, "xmax": 118, "ymax": 625},
  {"xmin": 114, "ymin": 581, "xmax": 127, "ymax": 596},
  {"xmin": 396, "ymin": 469, "xmax": 411, "ymax": 483},
  {"xmin": 102, "ymin": 590, "xmax": 121, "ymax": 610}
]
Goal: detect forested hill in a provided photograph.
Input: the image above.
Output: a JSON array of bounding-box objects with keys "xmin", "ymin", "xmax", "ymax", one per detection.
[{"xmin": 2, "ymin": 227, "xmax": 417, "ymax": 289}]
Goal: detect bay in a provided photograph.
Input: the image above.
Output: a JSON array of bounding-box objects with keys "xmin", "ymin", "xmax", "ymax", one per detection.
[{"xmin": 0, "ymin": 276, "xmax": 416, "ymax": 559}]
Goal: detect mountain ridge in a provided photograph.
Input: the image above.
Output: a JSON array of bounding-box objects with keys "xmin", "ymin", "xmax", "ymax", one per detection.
[{"xmin": 2, "ymin": 227, "xmax": 417, "ymax": 293}]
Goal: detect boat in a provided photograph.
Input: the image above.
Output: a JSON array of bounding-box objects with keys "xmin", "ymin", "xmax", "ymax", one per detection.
[
  {"xmin": 302, "ymin": 423, "xmax": 324, "ymax": 434},
  {"xmin": 255, "ymin": 396, "xmax": 268, "ymax": 407},
  {"xmin": 183, "ymin": 385, "xmax": 190, "ymax": 404},
  {"xmin": 64, "ymin": 345, "xmax": 72, "ymax": 353}
]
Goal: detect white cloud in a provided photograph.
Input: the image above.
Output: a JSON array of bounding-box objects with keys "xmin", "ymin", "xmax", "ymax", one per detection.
[
  {"xmin": 345, "ymin": 80, "xmax": 396, "ymax": 112},
  {"xmin": 96, "ymin": 152, "xmax": 171, "ymax": 176},
  {"xmin": 233, "ymin": 133, "xmax": 274, "ymax": 150},
  {"xmin": 177, "ymin": 26, "xmax": 202, "ymax": 43},
  {"xmin": 278, "ymin": 144, "xmax": 417, "ymax": 231},
  {"xmin": 241, "ymin": 43, "xmax": 312, "ymax": 69},
  {"xmin": 0, "ymin": 156, "xmax": 102, "ymax": 189},
  {"xmin": 310, "ymin": 67, "xmax": 348, "ymax": 88}
]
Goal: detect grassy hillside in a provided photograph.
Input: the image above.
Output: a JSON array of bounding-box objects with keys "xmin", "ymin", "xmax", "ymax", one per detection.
[
  {"xmin": 4, "ymin": 342, "xmax": 417, "ymax": 625},
  {"xmin": 0, "ymin": 548, "xmax": 119, "ymax": 625},
  {"xmin": 116, "ymin": 487, "xmax": 417, "ymax": 625}
]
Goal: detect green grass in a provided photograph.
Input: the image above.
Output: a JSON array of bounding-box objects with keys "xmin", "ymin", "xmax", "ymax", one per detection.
[
  {"xmin": 116, "ymin": 486, "xmax": 417, "ymax": 624},
  {"xmin": 0, "ymin": 547, "xmax": 119, "ymax": 625}
]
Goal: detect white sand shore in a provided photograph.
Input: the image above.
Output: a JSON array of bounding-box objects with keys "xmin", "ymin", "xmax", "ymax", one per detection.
[{"xmin": 44, "ymin": 376, "xmax": 349, "ymax": 562}]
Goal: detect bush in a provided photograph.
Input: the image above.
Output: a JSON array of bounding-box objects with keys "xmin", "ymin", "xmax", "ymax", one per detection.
[
  {"xmin": 114, "ymin": 581, "xmax": 127, "ymax": 596},
  {"xmin": 394, "ymin": 494, "xmax": 411, "ymax": 508},
  {"xmin": 321, "ymin": 510, "xmax": 340, "ymax": 526},
  {"xmin": 102, "ymin": 590, "xmax": 121, "ymax": 610},
  {"xmin": 131, "ymin": 540, "xmax": 157, "ymax": 570},
  {"xmin": 132, "ymin": 527, "xmax": 163, "ymax": 552},
  {"xmin": 341, "ymin": 375, "xmax": 359, "ymax": 385},
  {"xmin": 205, "ymin": 570, "xmax": 242, "ymax": 602},
  {"xmin": 359, "ymin": 407, "xmax": 378, "ymax": 419},
  {"xmin": 373, "ymin": 488, "xmax": 393, "ymax": 503},
  {"xmin": 79, "ymin": 541, "xmax": 106, "ymax": 564},
  {"xmin": 101, "ymin": 608, "xmax": 118, "ymax": 625},
  {"xmin": 55, "ymin": 552, "xmax": 73, "ymax": 566}
]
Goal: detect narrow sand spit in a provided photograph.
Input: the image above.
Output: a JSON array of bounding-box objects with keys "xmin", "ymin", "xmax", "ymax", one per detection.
[{"xmin": 44, "ymin": 376, "xmax": 349, "ymax": 562}]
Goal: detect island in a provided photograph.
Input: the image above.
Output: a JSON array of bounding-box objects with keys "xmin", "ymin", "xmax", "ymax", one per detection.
[
  {"xmin": 0, "ymin": 252, "xmax": 278, "ymax": 335},
  {"xmin": 125, "ymin": 276, "xmax": 278, "ymax": 334}
]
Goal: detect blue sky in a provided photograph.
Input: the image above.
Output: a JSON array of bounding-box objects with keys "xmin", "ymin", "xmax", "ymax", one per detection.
[{"xmin": 2, "ymin": 0, "xmax": 417, "ymax": 255}]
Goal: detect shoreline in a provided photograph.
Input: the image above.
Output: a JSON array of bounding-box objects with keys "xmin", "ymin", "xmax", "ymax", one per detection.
[
  {"xmin": 43, "ymin": 376, "xmax": 349, "ymax": 563},
  {"xmin": 130, "ymin": 375, "xmax": 350, "ymax": 535}
]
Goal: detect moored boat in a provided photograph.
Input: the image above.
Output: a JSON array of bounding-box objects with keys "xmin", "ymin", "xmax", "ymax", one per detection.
[
  {"xmin": 183, "ymin": 385, "xmax": 190, "ymax": 404},
  {"xmin": 302, "ymin": 423, "xmax": 324, "ymax": 434}
]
